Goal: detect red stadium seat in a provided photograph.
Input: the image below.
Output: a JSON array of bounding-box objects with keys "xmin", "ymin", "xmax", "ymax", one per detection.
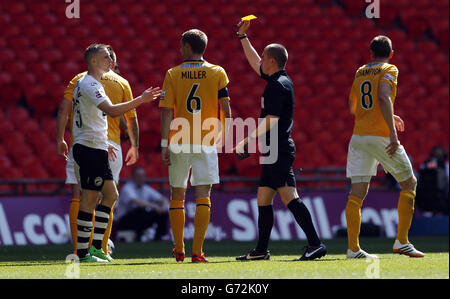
[
  {"xmin": 28, "ymin": 62, "xmax": 52, "ymax": 75},
  {"xmin": 0, "ymin": 49, "xmax": 16, "ymax": 63},
  {"xmin": 375, "ymin": 7, "xmax": 398, "ymax": 28},
  {"xmin": 437, "ymin": 29, "xmax": 449, "ymax": 51},
  {"xmin": 0, "ymin": 12, "xmax": 11, "ymax": 27},
  {"xmin": 15, "ymin": 49, "xmax": 39, "ymax": 64},
  {"xmin": 0, "ymin": 71, "xmax": 12, "ymax": 86},
  {"xmin": 103, "ymin": 3, "xmax": 121, "ymax": 17},
  {"xmin": 6, "ymin": 106, "xmax": 30, "ymax": 127},
  {"xmin": 33, "ymin": 36, "xmax": 54, "ymax": 51},
  {"xmin": 83, "ymin": 15, "xmax": 105, "ymax": 28},
  {"xmin": 342, "ymin": 0, "xmax": 366, "ymax": 16},
  {"xmin": 6, "ymin": 2, "xmax": 26, "ymax": 14},
  {"xmin": 0, "ymin": 167, "xmax": 23, "ymax": 180},
  {"xmin": 29, "ymin": 2, "xmax": 51, "ymax": 15},
  {"xmin": 9, "ymin": 36, "xmax": 31, "ymax": 51},
  {"xmin": 0, "ymin": 0, "xmax": 447, "ymax": 182}
]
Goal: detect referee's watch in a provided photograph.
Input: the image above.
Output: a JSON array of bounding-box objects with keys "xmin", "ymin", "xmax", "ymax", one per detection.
[{"xmin": 238, "ymin": 34, "xmax": 247, "ymax": 40}]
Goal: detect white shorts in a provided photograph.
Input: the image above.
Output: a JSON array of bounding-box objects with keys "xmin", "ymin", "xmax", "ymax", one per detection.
[
  {"xmin": 65, "ymin": 147, "xmax": 78, "ymax": 185},
  {"xmin": 66, "ymin": 140, "xmax": 123, "ymax": 185},
  {"xmin": 168, "ymin": 144, "xmax": 219, "ymax": 188},
  {"xmin": 346, "ymin": 135, "xmax": 414, "ymax": 183}
]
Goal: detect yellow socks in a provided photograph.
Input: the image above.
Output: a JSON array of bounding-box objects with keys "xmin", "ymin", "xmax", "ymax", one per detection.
[
  {"xmin": 397, "ymin": 190, "xmax": 415, "ymax": 244},
  {"xmin": 69, "ymin": 198, "xmax": 80, "ymax": 253},
  {"xmin": 192, "ymin": 197, "xmax": 211, "ymax": 255},
  {"xmin": 345, "ymin": 195, "xmax": 363, "ymax": 252},
  {"xmin": 169, "ymin": 197, "xmax": 211, "ymax": 255},
  {"xmin": 169, "ymin": 199, "xmax": 185, "ymax": 253},
  {"xmin": 102, "ymin": 208, "xmax": 115, "ymax": 254}
]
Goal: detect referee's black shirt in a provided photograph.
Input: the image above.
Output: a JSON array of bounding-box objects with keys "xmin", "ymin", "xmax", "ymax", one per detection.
[{"xmin": 259, "ymin": 66, "xmax": 296, "ymax": 157}]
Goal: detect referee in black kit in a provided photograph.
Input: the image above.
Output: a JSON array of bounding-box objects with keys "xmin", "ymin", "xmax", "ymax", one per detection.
[{"xmin": 234, "ymin": 20, "xmax": 326, "ymax": 261}]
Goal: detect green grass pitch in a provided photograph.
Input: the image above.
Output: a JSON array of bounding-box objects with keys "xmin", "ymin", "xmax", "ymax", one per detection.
[{"xmin": 0, "ymin": 237, "xmax": 448, "ymax": 279}]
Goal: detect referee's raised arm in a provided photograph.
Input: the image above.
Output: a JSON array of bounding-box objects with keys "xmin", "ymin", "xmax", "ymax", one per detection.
[{"xmin": 237, "ymin": 20, "xmax": 261, "ymax": 76}]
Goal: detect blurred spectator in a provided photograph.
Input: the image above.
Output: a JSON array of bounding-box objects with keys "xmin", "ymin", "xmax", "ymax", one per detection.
[
  {"xmin": 115, "ymin": 167, "xmax": 169, "ymax": 241},
  {"xmin": 416, "ymin": 146, "xmax": 449, "ymax": 215}
]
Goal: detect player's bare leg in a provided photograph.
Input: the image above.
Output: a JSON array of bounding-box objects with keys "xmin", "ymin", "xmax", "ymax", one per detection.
[
  {"xmin": 79, "ymin": 189, "xmax": 100, "ymax": 213},
  {"xmin": 277, "ymin": 185, "xmax": 298, "ymax": 206},
  {"xmin": 349, "ymin": 182, "xmax": 370, "ymax": 200},
  {"xmin": 100, "ymin": 180, "xmax": 119, "ymax": 209},
  {"xmin": 257, "ymin": 186, "xmax": 277, "ymax": 206}
]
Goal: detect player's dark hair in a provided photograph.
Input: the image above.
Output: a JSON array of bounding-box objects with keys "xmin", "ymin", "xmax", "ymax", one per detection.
[
  {"xmin": 106, "ymin": 45, "xmax": 117, "ymax": 63},
  {"xmin": 84, "ymin": 43, "xmax": 108, "ymax": 64},
  {"xmin": 265, "ymin": 44, "xmax": 288, "ymax": 69},
  {"xmin": 181, "ymin": 29, "xmax": 208, "ymax": 54},
  {"xmin": 370, "ymin": 36, "xmax": 392, "ymax": 58}
]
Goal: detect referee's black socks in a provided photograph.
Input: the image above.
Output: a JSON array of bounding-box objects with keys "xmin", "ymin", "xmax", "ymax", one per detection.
[
  {"xmin": 287, "ymin": 198, "xmax": 321, "ymax": 247},
  {"xmin": 255, "ymin": 205, "xmax": 274, "ymax": 252}
]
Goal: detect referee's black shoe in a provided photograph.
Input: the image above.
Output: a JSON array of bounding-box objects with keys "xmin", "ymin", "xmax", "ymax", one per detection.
[
  {"xmin": 294, "ymin": 243, "xmax": 327, "ymax": 261},
  {"xmin": 236, "ymin": 249, "xmax": 270, "ymax": 261}
]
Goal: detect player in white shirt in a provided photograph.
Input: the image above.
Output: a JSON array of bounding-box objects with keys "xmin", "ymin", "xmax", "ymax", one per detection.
[
  {"xmin": 72, "ymin": 74, "xmax": 110, "ymax": 150},
  {"xmin": 73, "ymin": 44, "xmax": 161, "ymax": 262},
  {"xmin": 57, "ymin": 46, "xmax": 139, "ymax": 257}
]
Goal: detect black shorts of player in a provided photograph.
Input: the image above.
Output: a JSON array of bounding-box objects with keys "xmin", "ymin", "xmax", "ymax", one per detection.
[
  {"xmin": 259, "ymin": 153, "xmax": 296, "ymax": 190},
  {"xmin": 72, "ymin": 143, "xmax": 113, "ymax": 191}
]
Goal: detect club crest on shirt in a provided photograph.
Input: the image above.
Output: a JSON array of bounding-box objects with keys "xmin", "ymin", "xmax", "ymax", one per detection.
[{"xmin": 94, "ymin": 177, "xmax": 103, "ymax": 186}]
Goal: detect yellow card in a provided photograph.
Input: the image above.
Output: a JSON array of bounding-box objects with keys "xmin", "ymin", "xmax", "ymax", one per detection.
[{"xmin": 241, "ymin": 15, "xmax": 257, "ymax": 21}]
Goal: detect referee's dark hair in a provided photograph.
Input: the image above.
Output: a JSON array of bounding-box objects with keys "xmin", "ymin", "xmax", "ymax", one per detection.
[
  {"xmin": 182, "ymin": 29, "xmax": 208, "ymax": 54},
  {"xmin": 370, "ymin": 35, "xmax": 393, "ymax": 58},
  {"xmin": 264, "ymin": 43, "xmax": 288, "ymax": 69},
  {"xmin": 84, "ymin": 43, "xmax": 109, "ymax": 65}
]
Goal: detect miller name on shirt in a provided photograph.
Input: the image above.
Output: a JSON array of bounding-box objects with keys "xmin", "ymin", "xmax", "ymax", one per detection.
[{"xmin": 181, "ymin": 70, "xmax": 207, "ymax": 80}]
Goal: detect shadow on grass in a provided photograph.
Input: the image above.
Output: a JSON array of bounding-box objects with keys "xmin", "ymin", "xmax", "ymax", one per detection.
[
  {"xmin": 0, "ymin": 237, "xmax": 447, "ymax": 262},
  {"xmin": 0, "ymin": 261, "xmax": 67, "ymax": 267}
]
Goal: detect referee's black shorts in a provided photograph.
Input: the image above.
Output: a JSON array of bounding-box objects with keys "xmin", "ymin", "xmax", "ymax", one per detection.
[
  {"xmin": 73, "ymin": 143, "xmax": 113, "ymax": 191},
  {"xmin": 259, "ymin": 153, "xmax": 296, "ymax": 190}
]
